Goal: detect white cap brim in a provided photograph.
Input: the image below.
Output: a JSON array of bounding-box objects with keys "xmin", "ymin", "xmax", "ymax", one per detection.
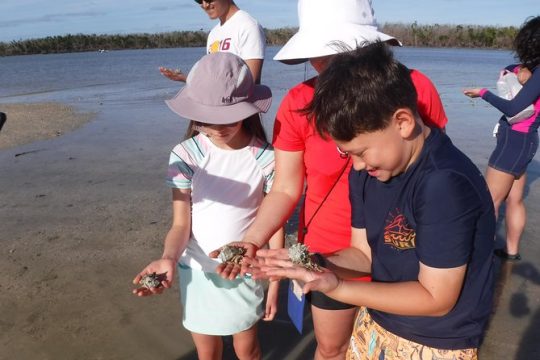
[{"xmin": 274, "ymin": 24, "xmax": 401, "ymax": 64}]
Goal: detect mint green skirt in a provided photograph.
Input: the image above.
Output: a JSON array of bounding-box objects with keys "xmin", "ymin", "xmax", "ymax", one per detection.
[{"xmin": 177, "ymin": 263, "xmax": 264, "ymax": 335}]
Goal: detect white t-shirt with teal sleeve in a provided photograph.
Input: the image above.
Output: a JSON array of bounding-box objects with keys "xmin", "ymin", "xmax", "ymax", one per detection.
[{"xmin": 167, "ymin": 133, "xmax": 274, "ymax": 272}]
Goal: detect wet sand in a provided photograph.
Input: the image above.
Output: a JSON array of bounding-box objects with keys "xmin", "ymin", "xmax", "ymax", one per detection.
[
  {"xmin": 0, "ymin": 103, "xmax": 95, "ymax": 150},
  {"xmin": 0, "ymin": 101, "xmax": 539, "ymax": 359}
]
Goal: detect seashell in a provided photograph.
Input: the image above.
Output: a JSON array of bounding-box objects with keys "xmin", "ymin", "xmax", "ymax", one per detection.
[
  {"xmin": 139, "ymin": 272, "xmax": 165, "ymax": 289},
  {"xmin": 288, "ymin": 243, "xmax": 323, "ymax": 272},
  {"xmin": 218, "ymin": 245, "xmax": 246, "ymax": 265}
]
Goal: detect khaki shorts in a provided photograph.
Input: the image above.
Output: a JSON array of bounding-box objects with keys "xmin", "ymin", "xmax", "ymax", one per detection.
[{"xmin": 347, "ymin": 307, "xmax": 478, "ymax": 360}]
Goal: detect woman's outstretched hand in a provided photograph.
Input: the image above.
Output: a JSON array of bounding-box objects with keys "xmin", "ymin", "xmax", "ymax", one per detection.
[
  {"xmin": 209, "ymin": 241, "xmax": 260, "ymax": 280},
  {"xmin": 245, "ymin": 248, "xmax": 341, "ymax": 295}
]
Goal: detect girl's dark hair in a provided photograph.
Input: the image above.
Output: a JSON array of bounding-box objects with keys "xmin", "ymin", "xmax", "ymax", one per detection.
[
  {"xmin": 305, "ymin": 41, "xmax": 417, "ymax": 142},
  {"xmin": 514, "ymin": 15, "xmax": 540, "ymax": 70},
  {"xmin": 183, "ymin": 113, "xmax": 268, "ymax": 142}
]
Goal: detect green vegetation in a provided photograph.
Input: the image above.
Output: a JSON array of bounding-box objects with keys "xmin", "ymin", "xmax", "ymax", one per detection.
[
  {"xmin": 383, "ymin": 22, "xmax": 518, "ymax": 49},
  {"xmin": 0, "ymin": 23, "xmax": 518, "ymax": 57}
]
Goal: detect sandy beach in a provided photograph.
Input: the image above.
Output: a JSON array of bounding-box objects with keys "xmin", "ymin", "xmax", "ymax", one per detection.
[
  {"xmin": 1, "ymin": 96, "xmax": 540, "ymax": 360},
  {"xmin": 0, "ymin": 102, "xmax": 315, "ymax": 360},
  {"xmin": 0, "ymin": 103, "xmax": 95, "ymax": 150}
]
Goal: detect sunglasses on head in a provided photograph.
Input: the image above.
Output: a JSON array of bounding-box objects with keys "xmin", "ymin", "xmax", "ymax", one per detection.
[{"xmin": 194, "ymin": 0, "xmax": 215, "ymax": 4}]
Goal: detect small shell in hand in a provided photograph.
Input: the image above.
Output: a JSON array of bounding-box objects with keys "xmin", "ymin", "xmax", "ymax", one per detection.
[
  {"xmin": 139, "ymin": 272, "xmax": 166, "ymax": 289},
  {"xmin": 218, "ymin": 245, "xmax": 247, "ymax": 265},
  {"xmin": 288, "ymin": 243, "xmax": 323, "ymax": 272}
]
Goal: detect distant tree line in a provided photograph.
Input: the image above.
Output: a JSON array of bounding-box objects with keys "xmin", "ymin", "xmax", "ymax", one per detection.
[
  {"xmin": 0, "ymin": 23, "xmax": 518, "ymax": 57},
  {"xmin": 382, "ymin": 22, "xmax": 518, "ymax": 49}
]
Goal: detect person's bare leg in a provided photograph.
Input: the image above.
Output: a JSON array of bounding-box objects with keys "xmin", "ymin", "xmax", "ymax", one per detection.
[
  {"xmin": 485, "ymin": 166, "xmax": 515, "ymax": 218},
  {"xmin": 191, "ymin": 332, "xmax": 223, "ymax": 360},
  {"xmin": 312, "ymin": 305, "xmax": 357, "ymax": 360},
  {"xmin": 504, "ymin": 173, "xmax": 527, "ymax": 255},
  {"xmin": 232, "ymin": 324, "xmax": 261, "ymax": 360}
]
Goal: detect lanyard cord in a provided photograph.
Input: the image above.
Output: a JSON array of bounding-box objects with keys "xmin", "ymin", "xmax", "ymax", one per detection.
[{"xmin": 302, "ymin": 157, "xmax": 351, "ymax": 238}]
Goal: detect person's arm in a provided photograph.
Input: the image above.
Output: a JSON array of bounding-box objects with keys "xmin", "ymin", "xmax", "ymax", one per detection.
[
  {"xmin": 482, "ymin": 69, "xmax": 540, "ymax": 116},
  {"xmin": 159, "ymin": 67, "xmax": 187, "ymax": 82},
  {"xmin": 211, "ymin": 149, "xmax": 305, "ymax": 279},
  {"xmin": 245, "ymin": 149, "xmax": 305, "ymax": 248},
  {"xmin": 262, "ymin": 225, "xmax": 284, "ymax": 321},
  {"xmin": 323, "ymin": 262, "xmax": 466, "ymax": 316},
  {"xmin": 324, "ymin": 227, "xmax": 371, "ymax": 278},
  {"xmin": 465, "ymin": 67, "xmax": 540, "ymax": 116},
  {"xmin": 133, "ymin": 188, "xmax": 191, "ymax": 296},
  {"xmin": 244, "ymin": 59, "xmax": 263, "ymax": 84},
  {"xmin": 237, "ymin": 15, "xmax": 265, "ymax": 84},
  {"xmin": 252, "ymin": 248, "xmax": 466, "ymax": 317}
]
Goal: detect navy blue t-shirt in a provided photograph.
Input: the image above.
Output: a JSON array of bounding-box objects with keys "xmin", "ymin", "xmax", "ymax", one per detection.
[{"xmin": 349, "ymin": 128, "xmax": 495, "ymax": 349}]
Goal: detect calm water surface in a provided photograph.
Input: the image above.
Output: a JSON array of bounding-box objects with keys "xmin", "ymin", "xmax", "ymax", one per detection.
[
  {"xmin": 0, "ymin": 46, "xmax": 519, "ymax": 161},
  {"xmin": 0, "ymin": 46, "xmax": 514, "ymax": 110}
]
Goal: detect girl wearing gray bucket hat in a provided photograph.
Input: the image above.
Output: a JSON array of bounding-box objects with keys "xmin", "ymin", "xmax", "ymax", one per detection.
[
  {"xmin": 134, "ymin": 52, "xmax": 283, "ymax": 359},
  {"xmin": 214, "ymin": 1, "xmax": 448, "ymax": 359}
]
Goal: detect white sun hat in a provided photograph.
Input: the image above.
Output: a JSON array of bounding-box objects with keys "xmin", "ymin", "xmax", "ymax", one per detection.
[{"xmin": 274, "ymin": 0, "xmax": 401, "ymax": 64}]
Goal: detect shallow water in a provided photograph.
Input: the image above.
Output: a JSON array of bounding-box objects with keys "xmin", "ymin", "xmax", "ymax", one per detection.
[
  {"xmin": 1, "ymin": 46, "xmax": 540, "ymax": 359},
  {"xmin": 0, "ymin": 46, "xmax": 523, "ymax": 169}
]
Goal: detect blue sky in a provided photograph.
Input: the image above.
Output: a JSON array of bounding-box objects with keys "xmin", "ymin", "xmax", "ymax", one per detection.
[{"xmin": 0, "ymin": 0, "xmax": 537, "ymax": 42}]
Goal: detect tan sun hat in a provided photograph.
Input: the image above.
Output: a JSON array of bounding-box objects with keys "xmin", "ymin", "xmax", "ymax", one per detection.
[{"xmin": 274, "ymin": 0, "xmax": 401, "ymax": 64}]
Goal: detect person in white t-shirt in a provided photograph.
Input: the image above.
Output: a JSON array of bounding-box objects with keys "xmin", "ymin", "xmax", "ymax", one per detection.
[
  {"xmin": 160, "ymin": 0, "xmax": 265, "ymax": 83},
  {"xmin": 134, "ymin": 52, "xmax": 282, "ymax": 360}
]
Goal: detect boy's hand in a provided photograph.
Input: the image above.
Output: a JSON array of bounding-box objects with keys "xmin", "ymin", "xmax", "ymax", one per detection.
[
  {"xmin": 209, "ymin": 241, "xmax": 259, "ymax": 280},
  {"xmin": 132, "ymin": 258, "xmax": 176, "ymax": 297},
  {"xmin": 246, "ymin": 248, "xmax": 341, "ymax": 295},
  {"xmin": 159, "ymin": 67, "xmax": 187, "ymax": 82}
]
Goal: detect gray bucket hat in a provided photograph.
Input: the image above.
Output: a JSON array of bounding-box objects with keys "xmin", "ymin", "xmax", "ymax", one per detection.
[{"xmin": 165, "ymin": 52, "xmax": 272, "ymax": 124}]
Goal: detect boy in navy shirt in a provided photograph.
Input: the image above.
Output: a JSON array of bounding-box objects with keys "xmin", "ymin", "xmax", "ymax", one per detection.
[{"xmin": 252, "ymin": 42, "xmax": 495, "ymax": 359}]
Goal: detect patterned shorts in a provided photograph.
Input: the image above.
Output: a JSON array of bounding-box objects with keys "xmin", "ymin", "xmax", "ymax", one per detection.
[{"xmin": 347, "ymin": 307, "xmax": 478, "ymax": 360}]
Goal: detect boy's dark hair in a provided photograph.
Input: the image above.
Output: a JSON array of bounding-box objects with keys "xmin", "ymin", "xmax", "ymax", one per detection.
[
  {"xmin": 514, "ymin": 16, "xmax": 540, "ymax": 71},
  {"xmin": 306, "ymin": 41, "xmax": 418, "ymax": 142}
]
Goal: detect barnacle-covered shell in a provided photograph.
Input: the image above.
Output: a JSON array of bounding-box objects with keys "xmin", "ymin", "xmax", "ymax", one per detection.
[
  {"xmin": 288, "ymin": 243, "xmax": 310, "ymax": 264},
  {"xmin": 288, "ymin": 243, "xmax": 323, "ymax": 272},
  {"xmin": 139, "ymin": 272, "xmax": 164, "ymax": 289},
  {"xmin": 218, "ymin": 245, "xmax": 246, "ymax": 265}
]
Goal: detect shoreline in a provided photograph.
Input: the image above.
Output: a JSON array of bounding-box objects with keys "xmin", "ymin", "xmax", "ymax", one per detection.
[
  {"xmin": 1, "ymin": 48, "xmax": 539, "ymax": 358},
  {"xmin": 0, "ymin": 102, "xmax": 96, "ymax": 150},
  {"xmin": 0, "ymin": 23, "xmax": 518, "ymax": 57}
]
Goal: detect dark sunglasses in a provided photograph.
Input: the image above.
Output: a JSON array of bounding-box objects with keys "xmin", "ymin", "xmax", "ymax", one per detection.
[{"xmin": 194, "ymin": 0, "xmax": 215, "ymax": 4}]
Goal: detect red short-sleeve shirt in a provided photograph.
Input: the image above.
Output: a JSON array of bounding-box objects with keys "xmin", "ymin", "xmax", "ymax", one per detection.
[{"xmin": 272, "ymin": 71, "xmax": 447, "ymax": 254}]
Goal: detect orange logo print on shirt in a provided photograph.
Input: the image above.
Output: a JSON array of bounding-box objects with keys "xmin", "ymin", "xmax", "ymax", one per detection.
[
  {"xmin": 384, "ymin": 209, "xmax": 416, "ymax": 250},
  {"xmin": 209, "ymin": 41, "xmax": 220, "ymax": 53}
]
